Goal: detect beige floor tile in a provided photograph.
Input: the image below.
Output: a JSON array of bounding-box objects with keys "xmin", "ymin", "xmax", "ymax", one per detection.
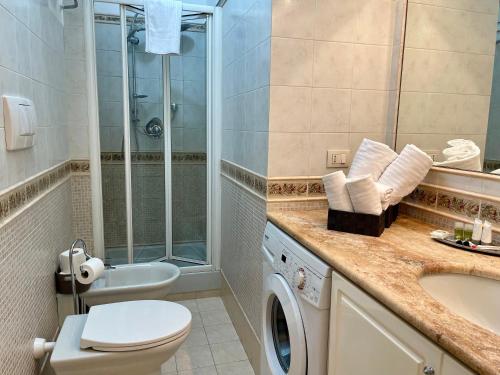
[
  {"xmin": 216, "ymin": 360, "xmax": 255, "ymax": 375},
  {"xmin": 182, "ymin": 327, "xmax": 208, "ymax": 348},
  {"xmin": 201, "ymin": 309, "xmax": 231, "ymax": 327},
  {"xmin": 196, "ymin": 297, "xmax": 225, "ymax": 312},
  {"xmin": 175, "ymin": 345, "xmax": 215, "ymax": 371},
  {"xmin": 161, "ymin": 356, "xmax": 177, "ymax": 373},
  {"xmin": 210, "ymin": 340, "xmax": 248, "ymax": 365},
  {"xmin": 177, "ymin": 299, "xmax": 200, "ymax": 313},
  {"xmin": 191, "ymin": 312, "xmax": 203, "ymax": 328},
  {"xmin": 205, "ymin": 323, "xmax": 239, "ymax": 344},
  {"xmin": 178, "ymin": 366, "xmax": 218, "ymax": 375}
]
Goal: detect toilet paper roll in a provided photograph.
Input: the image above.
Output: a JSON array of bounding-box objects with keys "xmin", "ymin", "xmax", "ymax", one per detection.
[
  {"xmin": 59, "ymin": 248, "xmax": 86, "ymax": 275},
  {"xmin": 76, "ymin": 258, "xmax": 105, "ymax": 285}
]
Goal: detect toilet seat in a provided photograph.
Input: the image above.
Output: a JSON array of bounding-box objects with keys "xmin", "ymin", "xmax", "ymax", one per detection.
[{"xmin": 80, "ymin": 300, "xmax": 192, "ymax": 352}]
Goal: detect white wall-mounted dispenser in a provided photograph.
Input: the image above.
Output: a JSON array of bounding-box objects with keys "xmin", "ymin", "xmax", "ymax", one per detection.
[{"xmin": 2, "ymin": 95, "xmax": 37, "ymax": 151}]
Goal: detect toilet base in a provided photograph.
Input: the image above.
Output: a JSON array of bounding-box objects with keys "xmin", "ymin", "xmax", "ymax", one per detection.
[{"xmin": 50, "ymin": 315, "xmax": 189, "ymax": 375}]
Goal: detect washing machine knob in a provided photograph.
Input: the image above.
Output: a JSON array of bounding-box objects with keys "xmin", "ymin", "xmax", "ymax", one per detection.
[{"xmin": 295, "ymin": 268, "xmax": 306, "ymax": 290}]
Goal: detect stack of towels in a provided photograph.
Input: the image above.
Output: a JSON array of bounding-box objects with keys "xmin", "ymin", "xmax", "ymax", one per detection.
[
  {"xmin": 323, "ymin": 139, "xmax": 433, "ymax": 216},
  {"xmin": 433, "ymin": 139, "xmax": 481, "ymax": 172}
]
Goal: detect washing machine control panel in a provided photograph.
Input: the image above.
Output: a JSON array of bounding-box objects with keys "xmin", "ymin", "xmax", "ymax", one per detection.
[{"xmin": 275, "ymin": 247, "xmax": 330, "ymax": 309}]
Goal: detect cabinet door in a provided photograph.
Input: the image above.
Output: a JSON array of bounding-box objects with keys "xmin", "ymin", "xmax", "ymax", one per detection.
[
  {"xmin": 329, "ymin": 271, "xmax": 442, "ymax": 375},
  {"xmin": 442, "ymin": 354, "xmax": 476, "ymax": 375}
]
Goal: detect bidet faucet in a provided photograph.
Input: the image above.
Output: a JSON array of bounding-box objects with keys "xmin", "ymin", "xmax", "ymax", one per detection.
[{"xmin": 69, "ymin": 239, "xmax": 88, "ymax": 315}]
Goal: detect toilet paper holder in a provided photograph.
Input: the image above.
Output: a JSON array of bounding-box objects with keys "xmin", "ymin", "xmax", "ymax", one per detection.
[{"xmin": 68, "ymin": 239, "xmax": 90, "ymax": 315}]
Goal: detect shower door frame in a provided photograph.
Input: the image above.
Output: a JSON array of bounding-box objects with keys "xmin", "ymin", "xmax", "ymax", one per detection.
[{"xmin": 85, "ymin": 0, "xmax": 221, "ymax": 272}]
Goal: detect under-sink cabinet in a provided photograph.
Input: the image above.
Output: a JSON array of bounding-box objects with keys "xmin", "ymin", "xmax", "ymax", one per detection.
[{"xmin": 328, "ymin": 270, "xmax": 474, "ymax": 375}]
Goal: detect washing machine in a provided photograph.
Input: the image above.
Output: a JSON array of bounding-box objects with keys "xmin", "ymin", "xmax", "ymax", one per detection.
[{"xmin": 261, "ymin": 222, "xmax": 332, "ymax": 375}]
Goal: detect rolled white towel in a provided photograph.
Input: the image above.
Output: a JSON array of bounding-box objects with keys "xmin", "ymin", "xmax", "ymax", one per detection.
[
  {"xmin": 379, "ymin": 144, "xmax": 433, "ymax": 205},
  {"xmin": 434, "ymin": 139, "xmax": 481, "ymax": 171},
  {"xmin": 377, "ymin": 183, "xmax": 394, "ymax": 210},
  {"xmin": 346, "ymin": 175, "xmax": 383, "ymax": 216},
  {"xmin": 348, "ymin": 138, "xmax": 398, "ymax": 181},
  {"xmin": 322, "ymin": 171, "xmax": 353, "ymax": 212}
]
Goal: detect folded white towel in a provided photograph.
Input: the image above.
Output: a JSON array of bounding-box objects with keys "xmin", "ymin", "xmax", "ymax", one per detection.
[
  {"xmin": 348, "ymin": 138, "xmax": 398, "ymax": 181},
  {"xmin": 346, "ymin": 175, "xmax": 383, "ymax": 215},
  {"xmin": 378, "ymin": 144, "xmax": 433, "ymax": 205},
  {"xmin": 322, "ymin": 171, "xmax": 353, "ymax": 212},
  {"xmin": 376, "ymin": 183, "xmax": 394, "ymax": 210},
  {"xmin": 145, "ymin": 0, "xmax": 182, "ymax": 55}
]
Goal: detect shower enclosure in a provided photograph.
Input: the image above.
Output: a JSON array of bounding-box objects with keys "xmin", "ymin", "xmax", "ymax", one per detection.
[{"xmin": 92, "ymin": 1, "xmax": 214, "ymax": 268}]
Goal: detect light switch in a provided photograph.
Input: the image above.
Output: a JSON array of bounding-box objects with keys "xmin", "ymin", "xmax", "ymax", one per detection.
[{"xmin": 327, "ymin": 150, "xmax": 350, "ymax": 168}]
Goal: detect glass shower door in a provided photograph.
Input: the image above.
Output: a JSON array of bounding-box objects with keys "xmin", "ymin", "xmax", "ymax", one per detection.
[
  {"xmin": 95, "ymin": 2, "xmax": 210, "ymax": 266},
  {"xmin": 126, "ymin": 7, "xmax": 167, "ymax": 263},
  {"xmin": 169, "ymin": 14, "xmax": 208, "ymax": 265}
]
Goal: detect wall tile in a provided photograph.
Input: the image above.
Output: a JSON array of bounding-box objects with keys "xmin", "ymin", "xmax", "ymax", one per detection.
[
  {"xmin": 313, "ymin": 41, "xmax": 354, "ymax": 88},
  {"xmin": 268, "ymin": 133, "xmax": 310, "ymax": 176},
  {"xmin": 269, "ymin": 86, "xmax": 311, "ymax": 133},
  {"xmin": 272, "ymin": 0, "xmax": 315, "ymax": 39},
  {"xmin": 270, "ymin": 37, "xmax": 313, "ymax": 87},
  {"xmin": 310, "ymin": 88, "xmax": 351, "ymax": 133}
]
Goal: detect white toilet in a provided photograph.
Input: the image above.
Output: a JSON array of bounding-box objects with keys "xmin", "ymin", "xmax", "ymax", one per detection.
[{"xmin": 50, "ymin": 300, "xmax": 191, "ymax": 375}]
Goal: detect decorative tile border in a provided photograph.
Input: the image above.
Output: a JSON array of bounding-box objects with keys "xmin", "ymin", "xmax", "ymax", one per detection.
[
  {"xmin": 436, "ymin": 192, "xmax": 480, "ymax": 219},
  {"xmin": 220, "ymin": 160, "xmax": 329, "ymax": 202},
  {"xmin": 0, "ymin": 160, "xmax": 90, "ymax": 223},
  {"xmin": 221, "ymin": 160, "xmax": 267, "ymax": 197},
  {"xmin": 403, "ymin": 183, "xmax": 500, "ymax": 232},
  {"xmin": 405, "ymin": 186, "xmax": 437, "ymax": 207},
  {"xmin": 480, "ymin": 201, "xmax": 500, "ymax": 226},
  {"xmin": 101, "ymin": 152, "xmax": 206, "ymax": 164}
]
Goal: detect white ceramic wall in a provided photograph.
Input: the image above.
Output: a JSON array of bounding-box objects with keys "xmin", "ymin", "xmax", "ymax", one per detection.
[
  {"xmin": 397, "ymin": 0, "xmax": 498, "ymax": 157},
  {"xmin": 221, "ymin": 0, "xmax": 272, "ymax": 176},
  {"xmin": 64, "ymin": 4, "xmax": 90, "ymax": 160},
  {"xmin": 0, "ymin": 0, "xmax": 67, "ymax": 191},
  {"xmin": 268, "ymin": 0, "xmax": 405, "ymax": 177}
]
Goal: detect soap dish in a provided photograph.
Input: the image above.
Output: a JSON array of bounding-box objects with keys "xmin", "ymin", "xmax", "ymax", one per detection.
[{"xmin": 431, "ymin": 235, "xmax": 500, "ymax": 257}]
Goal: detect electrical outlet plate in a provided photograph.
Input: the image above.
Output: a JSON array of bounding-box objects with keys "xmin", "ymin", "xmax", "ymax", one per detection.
[{"xmin": 327, "ymin": 150, "xmax": 350, "ymax": 168}]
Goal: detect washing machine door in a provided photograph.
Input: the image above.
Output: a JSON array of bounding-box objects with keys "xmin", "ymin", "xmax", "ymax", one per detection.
[{"xmin": 263, "ymin": 273, "xmax": 307, "ymax": 375}]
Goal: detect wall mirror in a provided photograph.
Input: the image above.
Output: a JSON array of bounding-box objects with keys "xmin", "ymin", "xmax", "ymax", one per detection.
[{"xmin": 396, "ymin": 0, "xmax": 500, "ymax": 175}]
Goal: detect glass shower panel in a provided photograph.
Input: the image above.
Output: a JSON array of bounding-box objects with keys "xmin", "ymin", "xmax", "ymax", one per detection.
[
  {"xmin": 170, "ymin": 17, "xmax": 208, "ymax": 264},
  {"xmin": 126, "ymin": 8, "xmax": 167, "ymax": 263},
  {"xmin": 94, "ymin": 2, "xmax": 128, "ymax": 265}
]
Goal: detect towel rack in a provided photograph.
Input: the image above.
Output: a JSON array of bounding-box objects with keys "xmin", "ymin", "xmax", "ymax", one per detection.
[{"xmin": 62, "ymin": 0, "xmax": 78, "ymax": 9}]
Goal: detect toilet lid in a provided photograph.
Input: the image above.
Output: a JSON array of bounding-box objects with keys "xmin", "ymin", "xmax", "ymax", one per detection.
[{"xmin": 80, "ymin": 300, "xmax": 192, "ymax": 352}]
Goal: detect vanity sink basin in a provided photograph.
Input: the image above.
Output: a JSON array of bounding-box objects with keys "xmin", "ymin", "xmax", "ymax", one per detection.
[{"xmin": 419, "ymin": 273, "xmax": 500, "ymax": 335}]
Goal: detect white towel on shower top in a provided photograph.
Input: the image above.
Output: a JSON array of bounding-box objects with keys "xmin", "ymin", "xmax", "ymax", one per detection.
[{"xmin": 145, "ymin": 0, "xmax": 182, "ymax": 55}]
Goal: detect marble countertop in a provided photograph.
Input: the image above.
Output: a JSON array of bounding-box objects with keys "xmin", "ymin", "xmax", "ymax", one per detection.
[{"xmin": 267, "ymin": 209, "xmax": 500, "ymax": 375}]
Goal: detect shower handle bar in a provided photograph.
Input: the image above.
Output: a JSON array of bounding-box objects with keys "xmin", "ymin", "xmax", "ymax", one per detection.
[{"xmin": 62, "ymin": 0, "xmax": 78, "ymax": 9}]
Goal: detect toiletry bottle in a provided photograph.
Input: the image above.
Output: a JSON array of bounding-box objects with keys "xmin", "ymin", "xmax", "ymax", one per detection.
[
  {"xmin": 454, "ymin": 222, "xmax": 464, "ymax": 241},
  {"xmin": 463, "ymin": 223, "xmax": 473, "ymax": 241},
  {"xmin": 481, "ymin": 221, "xmax": 492, "ymax": 245},
  {"xmin": 472, "ymin": 218, "xmax": 483, "ymax": 244}
]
